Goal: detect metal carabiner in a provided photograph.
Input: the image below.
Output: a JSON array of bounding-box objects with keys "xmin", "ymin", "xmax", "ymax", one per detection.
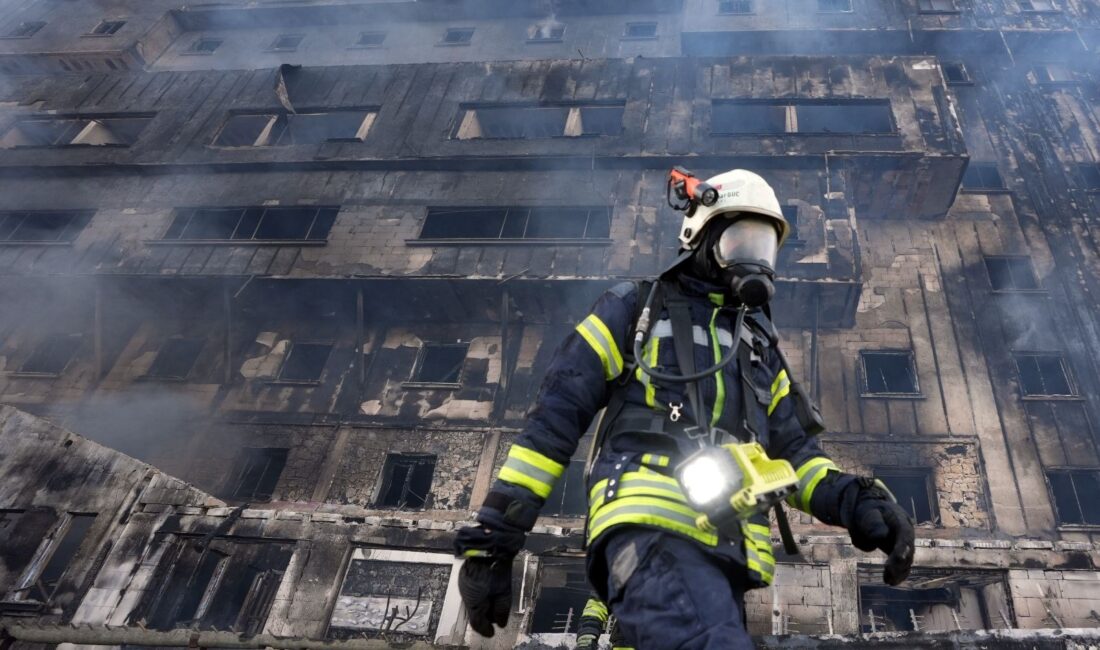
[{"xmin": 669, "ymin": 402, "xmax": 683, "ymax": 422}]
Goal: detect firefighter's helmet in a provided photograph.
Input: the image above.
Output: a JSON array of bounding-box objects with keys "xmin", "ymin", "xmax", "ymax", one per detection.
[{"xmin": 678, "ymin": 169, "xmax": 790, "ymax": 250}]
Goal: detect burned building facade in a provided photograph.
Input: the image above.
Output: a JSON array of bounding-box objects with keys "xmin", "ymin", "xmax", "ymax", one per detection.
[{"xmin": 0, "ymin": 0, "xmax": 1098, "ymax": 647}]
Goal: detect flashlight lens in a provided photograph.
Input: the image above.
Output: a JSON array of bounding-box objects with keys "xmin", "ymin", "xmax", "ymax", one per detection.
[
  {"xmin": 679, "ymin": 456, "xmax": 728, "ymax": 506},
  {"xmin": 701, "ymin": 187, "xmax": 719, "ymax": 206}
]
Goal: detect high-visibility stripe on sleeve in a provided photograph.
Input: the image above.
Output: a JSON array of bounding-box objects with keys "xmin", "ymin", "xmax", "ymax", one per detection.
[
  {"xmin": 768, "ymin": 369, "xmax": 792, "ymax": 416},
  {"xmin": 786, "ymin": 456, "xmax": 839, "ymax": 513},
  {"xmin": 634, "ymin": 337, "xmax": 659, "ymax": 407},
  {"xmin": 498, "ymin": 445, "xmax": 565, "ymax": 499},
  {"xmin": 575, "ymin": 314, "xmax": 624, "ymax": 380},
  {"xmin": 582, "ymin": 598, "xmax": 608, "ymax": 622},
  {"xmin": 742, "ymin": 521, "xmax": 775, "ymax": 584}
]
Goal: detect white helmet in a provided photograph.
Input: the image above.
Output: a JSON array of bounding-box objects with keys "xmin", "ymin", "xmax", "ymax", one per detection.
[{"xmin": 677, "ymin": 169, "xmax": 790, "ymax": 250}]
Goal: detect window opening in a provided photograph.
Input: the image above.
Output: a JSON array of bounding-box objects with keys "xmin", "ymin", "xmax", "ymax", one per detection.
[
  {"xmin": 214, "ymin": 110, "xmax": 375, "ymax": 146},
  {"xmin": 1, "ymin": 116, "xmax": 152, "ymax": 147},
  {"xmin": 719, "ymin": 0, "xmax": 754, "ymax": 14},
  {"xmin": 0, "ymin": 508, "xmax": 57, "ymax": 598},
  {"xmin": 818, "ymin": 0, "xmax": 853, "ymax": 11},
  {"xmin": 456, "ymin": 104, "xmax": 623, "ymax": 139},
  {"xmin": 781, "ymin": 205, "xmax": 800, "ymax": 240},
  {"xmin": 7, "ymin": 21, "xmax": 45, "ymax": 38},
  {"xmin": 189, "ymin": 37, "xmax": 222, "ymax": 54},
  {"xmin": 146, "ymin": 338, "xmax": 204, "ymax": 380},
  {"xmin": 0, "ymin": 211, "xmax": 91, "ymax": 243},
  {"xmin": 412, "ymin": 343, "xmax": 468, "ymax": 384},
  {"xmin": 419, "ymin": 206, "xmax": 611, "ymax": 241},
  {"xmin": 269, "ymin": 34, "xmax": 303, "ymax": 51},
  {"xmin": 329, "ymin": 550, "xmax": 453, "ymax": 638},
  {"xmin": 875, "ymin": 469, "xmax": 937, "ymax": 524},
  {"xmin": 941, "ymin": 62, "xmax": 970, "ymax": 84},
  {"xmin": 1048, "ymin": 469, "xmax": 1100, "ymax": 525},
  {"xmin": 376, "ymin": 454, "xmax": 436, "ymax": 509},
  {"xmin": 35, "ymin": 513, "xmax": 96, "ymax": 598},
  {"xmin": 20, "ymin": 333, "xmax": 81, "ymax": 375},
  {"xmin": 859, "ymin": 567, "xmax": 1011, "ymax": 631},
  {"xmin": 442, "ymin": 28, "xmax": 474, "ymax": 44},
  {"xmin": 1013, "ymin": 353, "xmax": 1074, "ymax": 396},
  {"xmin": 530, "ymin": 558, "xmax": 589, "ymax": 633},
  {"xmin": 984, "ymin": 256, "xmax": 1039, "ymax": 291},
  {"xmin": 1034, "ymin": 63, "xmax": 1073, "ymax": 84},
  {"xmin": 162, "ymin": 206, "xmax": 338, "ymax": 242},
  {"xmin": 88, "ymin": 20, "xmax": 125, "ymax": 36},
  {"xmin": 624, "ymin": 22, "xmax": 658, "ymax": 38},
  {"xmin": 961, "ymin": 162, "xmax": 1004, "ymax": 190},
  {"xmin": 861, "ymin": 351, "xmax": 919, "ymax": 395},
  {"xmin": 528, "ymin": 23, "xmax": 565, "ymax": 41},
  {"xmin": 711, "ymin": 100, "xmax": 893, "ymax": 135},
  {"xmin": 919, "ymin": 0, "xmax": 958, "ymax": 12},
  {"xmin": 278, "ymin": 342, "xmax": 331, "ymax": 382},
  {"xmin": 1020, "ymin": 0, "xmax": 1057, "ymax": 10},
  {"xmin": 1077, "ymin": 164, "xmax": 1100, "ymax": 190},
  {"xmin": 356, "ymin": 31, "xmax": 386, "ymax": 47},
  {"xmin": 226, "ymin": 448, "xmax": 288, "ymax": 502}
]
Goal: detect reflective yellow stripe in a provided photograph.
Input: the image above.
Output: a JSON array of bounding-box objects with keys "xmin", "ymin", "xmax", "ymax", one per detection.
[
  {"xmin": 768, "ymin": 369, "xmax": 791, "ymax": 416},
  {"xmin": 641, "ymin": 453, "xmax": 670, "ymax": 468},
  {"xmin": 498, "ymin": 445, "xmax": 565, "ymax": 499},
  {"xmin": 786, "ymin": 456, "xmax": 839, "ymax": 513},
  {"xmin": 587, "ymin": 495, "xmax": 718, "ymax": 546},
  {"xmin": 576, "ymin": 314, "xmax": 623, "ymax": 380},
  {"xmin": 582, "ymin": 598, "xmax": 608, "ymax": 621},
  {"xmin": 589, "ymin": 471, "xmax": 685, "ymax": 512},
  {"xmin": 634, "ymin": 336, "xmax": 659, "ymax": 408},
  {"xmin": 742, "ymin": 521, "xmax": 775, "ymax": 584},
  {"xmin": 708, "ymin": 308, "xmax": 725, "ymax": 427}
]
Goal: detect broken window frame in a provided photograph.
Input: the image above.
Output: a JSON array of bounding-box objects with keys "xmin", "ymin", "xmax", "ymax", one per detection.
[
  {"xmin": 961, "ymin": 162, "xmax": 1006, "ymax": 191},
  {"xmin": 860, "ymin": 349, "xmax": 921, "ymax": 397},
  {"xmin": 719, "ymin": 0, "xmax": 755, "ymax": 14},
  {"xmin": 407, "ymin": 342, "xmax": 469, "ymax": 386},
  {"xmin": 454, "ymin": 102, "xmax": 625, "ymax": 140},
  {"xmin": 14, "ymin": 333, "xmax": 82, "ymax": 377},
  {"xmin": 0, "ymin": 210, "xmax": 92, "ymax": 244},
  {"xmin": 416, "ymin": 206, "xmax": 613, "ymax": 243},
  {"xmin": 85, "ymin": 20, "xmax": 126, "ymax": 36},
  {"xmin": 527, "ymin": 23, "xmax": 566, "ymax": 42},
  {"xmin": 1019, "ymin": 0, "xmax": 1059, "ymax": 12},
  {"xmin": 352, "ymin": 31, "xmax": 386, "ymax": 48},
  {"xmin": 268, "ymin": 33, "xmax": 304, "ymax": 52},
  {"xmin": 858, "ymin": 566, "xmax": 1013, "ymax": 632},
  {"xmin": 10, "ymin": 512, "xmax": 97, "ymax": 603},
  {"xmin": 144, "ymin": 337, "xmax": 205, "ymax": 381},
  {"xmin": 225, "ymin": 447, "xmax": 289, "ymax": 502},
  {"xmin": 0, "ymin": 114, "xmax": 154, "ymax": 148},
  {"xmin": 273, "ymin": 341, "xmax": 332, "ymax": 384},
  {"xmin": 1047, "ymin": 468, "xmax": 1100, "ymax": 526},
  {"xmin": 375, "ymin": 453, "xmax": 436, "ymax": 510},
  {"xmin": 159, "ymin": 206, "xmax": 339, "ymax": 243},
  {"xmin": 528, "ymin": 556, "xmax": 591, "ymax": 635},
  {"xmin": 711, "ymin": 99, "xmax": 896, "ymax": 135},
  {"xmin": 212, "ymin": 109, "xmax": 376, "ymax": 147},
  {"xmin": 1033, "ymin": 63, "xmax": 1075, "ymax": 85},
  {"xmin": 780, "ymin": 204, "xmax": 802, "ymax": 243},
  {"xmin": 186, "ymin": 37, "xmax": 223, "ymax": 55},
  {"xmin": 440, "ymin": 27, "xmax": 474, "ymax": 45},
  {"xmin": 818, "ymin": 0, "xmax": 853, "ymax": 13},
  {"xmin": 4, "ymin": 21, "xmax": 46, "ymax": 38},
  {"xmin": 1012, "ymin": 351, "xmax": 1077, "ymax": 398},
  {"xmin": 940, "ymin": 62, "xmax": 971, "ymax": 85},
  {"xmin": 874, "ymin": 468, "xmax": 939, "ymax": 525},
  {"xmin": 918, "ymin": 0, "xmax": 959, "ymax": 13},
  {"xmin": 622, "ymin": 22, "xmax": 658, "ymax": 39},
  {"xmin": 984, "ymin": 255, "xmax": 1041, "ymax": 292}
]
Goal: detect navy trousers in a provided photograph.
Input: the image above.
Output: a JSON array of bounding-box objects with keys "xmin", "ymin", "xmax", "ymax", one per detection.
[{"xmin": 600, "ymin": 529, "xmax": 755, "ymax": 650}]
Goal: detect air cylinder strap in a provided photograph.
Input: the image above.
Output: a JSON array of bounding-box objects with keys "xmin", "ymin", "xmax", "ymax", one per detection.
[{"xmin": 664, "ymin": 284, "xmax": 710, "ymax": 445}]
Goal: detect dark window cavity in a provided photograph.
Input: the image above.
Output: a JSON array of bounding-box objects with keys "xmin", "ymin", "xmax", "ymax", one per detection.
[
  {"xmin": 214, "ymin": 110, "xmax": 375, "ymax": 146},
  {"xmin": 0, "ymin": 210, "xmax": 91, "ymax": 243},
  {"xmin": 984, "ymin": 256, "xmax": 1039, "ymax": 291},
  {"xmin": 941, "ymin": 62, "xmax": 970, "ymax": 84},
  {"xmin": 1077, "ymin": 164, "xmax": 1100, "ymax": 190},
  {"xmin": 376, "ymin": 454, "xmax": 436, "ymax": 509},
  {"xmin": 1014, "ymin": 353, "xmax": 1074, "ymax": 397},
  {"xmin": 162, "ymin": 206, "xmax": 338, "ymax": 242},
  {"xmin": 781, "ymin": 205, "xmax": 800, "ymax": 240},
  {"xmin": 20, "ymin": 334, "xmax": 81, "ymax": 375},
  {"xmin": 962, "ymin": 162, "xmax": 1005, "ymax": 190},
  {"xmin": 719, "ymin": 0, "xmax": 754, "ymax": 14},
  {"xmin": 818, "ymin": 0, "xmax": 853, "ymax": 11},
  {"xmin": 356, "ymin": 31, "xmax": 386, "ymax": 47},
  {"xmin": 919, "ymin": 0, "xmax": 958, "ymax": 12},
  {"xmin": 277, "ymin": 342, "xmax": 331, "ymax": 382},
  {"xmin": 442, "ymin": 27, "xmax": 474, "ymax": 44},
  {"xmin": 7, "ymin": 21, "xmax": 45, "ymax": 38},
  {"xmin": 146, "ymin": 338, "xmax": 204, "ymax": 380},
  {"xmin": 624, "ymin": 22, "xmax": 658, "ymax": 38},
  {"xmin": 36, "ymin": 513, "xmax": 96, "ymax": 597},
  {"xmin": 88, "ymin": 20, "xmax": 125, "ymax": 36},
  {"xmin": 419, "ymin": 207, "xmax": 611, "ymax": 241},
  {"xmin": 455, "ymin": 103, "xmax": 624, "ymax": 139},
  {"xmin": 227, "ymin": 448, "xmax": 288, "ymax": 502},
  {"xmin": 528, "ymin": 23, "xmax": 565, "ymax": 41},
  {"xmin": 412, "ymin": 343, "xmax": 468, "ymax": 384},
  {"xmin": 876, "ymin": 469, "xmax": 937, "ymax": 524},
  {"xmin": 329, "ymin": 552, "xmax": 452, "ymax": 638},
  {"xmin": 269, "ymin": 34, "xmax": 303, "ymax": 51},
  {"xmin": 1020, "ymin": 0, "xmax": 1058, "ymax": 11},
  {"xmin": 861, "ymin": 351, "xmax": 919, "ymax": 395},
  {"xmin": 544, "ymin": 459, "xmax": 588, "ymax": 517},
  {"xmin": 189, "ymin": 37, "xmax": 222, "ymax": 54},
  {"xmin": 1, "ymin": 508, "xmax": 58, "ymax": 593},
  {"xmin": 711, "ymin": 100, "xmax": 893, "ymax": 135},
  {"xmin": 1, "ymin": 115, "xmax": 152, "ymax": 147},
  {"xmin": 1048, "ymin": 469, "xmax": 1100, "ymax": 525},
  {"xmin": 530, "ymin": 558, "xmax": 589, "ymax": 633},
  {"xmin": 859, "ymin": 567, "xmax": 1010, "ymax": 632},
  {"xmin": 1034, "ymin": 63, "xmax": 1073, "ymax": 84}
]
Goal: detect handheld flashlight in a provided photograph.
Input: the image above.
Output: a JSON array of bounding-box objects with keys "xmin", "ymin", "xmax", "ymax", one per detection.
[{"xmin": 676, "ymin": 443, "xmax": 799, "ymax": 533}]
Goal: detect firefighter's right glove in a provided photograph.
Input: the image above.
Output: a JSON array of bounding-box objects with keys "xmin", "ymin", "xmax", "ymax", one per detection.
[
  {"xmin": 843, "ymin": 477, "xmax": 915, "ymax": 586},
  {"xmin": 454, "ymin": 524, "xmax": 525, "ymax": 637}
]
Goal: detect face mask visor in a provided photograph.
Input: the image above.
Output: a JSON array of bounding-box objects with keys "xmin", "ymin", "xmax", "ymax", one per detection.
[{"xmin": 712, "ymin": 215, "xmax": 780, "ymax": 271}]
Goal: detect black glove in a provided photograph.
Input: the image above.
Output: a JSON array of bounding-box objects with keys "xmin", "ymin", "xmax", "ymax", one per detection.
[
  {"xmin": 454, "ymin": 524, "xmax": 525, "ymax": 637},
  {"xmin": 845, "ymin": 478, "xmax": 915, "ymax": 586}
]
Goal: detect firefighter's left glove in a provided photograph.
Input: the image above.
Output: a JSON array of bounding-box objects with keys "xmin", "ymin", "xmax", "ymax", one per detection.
[
  {"xmin": 454, "ymin": 524, "xmax": 525, "ymax": 638},
  {"xmin": 844, "ymin": 478, "xmax": 915, "ymax": 586}
]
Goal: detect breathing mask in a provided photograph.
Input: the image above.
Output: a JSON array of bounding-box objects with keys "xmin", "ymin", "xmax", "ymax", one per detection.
[{"xmin": 711, "ymin": 215, "xmax": 780, "ymax": 308}]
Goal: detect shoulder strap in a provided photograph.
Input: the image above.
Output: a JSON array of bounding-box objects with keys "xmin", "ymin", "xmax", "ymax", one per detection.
[{"xmin": 664, "ymin": 283, "xmax": 709, "ymax": 439}]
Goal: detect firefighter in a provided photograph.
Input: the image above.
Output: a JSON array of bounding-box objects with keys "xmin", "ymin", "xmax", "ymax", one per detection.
[
  {"xmin": 454, "ymin": 169, "xmax": 915, "ymax": 649},
  {"xmin": 576, "ymin": 594, "xmax": 631, "ymax": 650}
]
